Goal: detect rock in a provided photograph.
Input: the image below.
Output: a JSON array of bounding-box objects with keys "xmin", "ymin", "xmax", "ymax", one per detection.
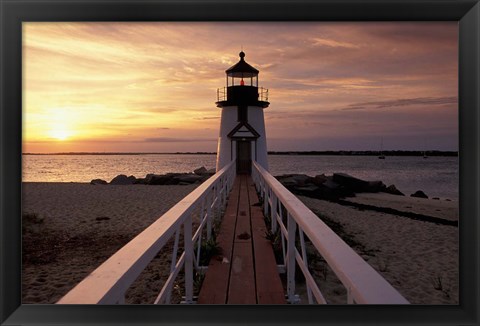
[
  {"xmin": 145, "ymin": 173, "xmax": 155, "ymax": 182},
  {"xmin": 134, "ymin": 178, "xmax": 146, "ymax": 184},
  {"xmin": 90, "ymin": 179, "xmax": 107, "ymax": 185},
  {"xmin": 146, "ymin": 172, "xmax": 205, "ymax": 185},
  {"xmin": 194, "ymin": 166, "xmax": 208, "ymax": 175},
  {"xmin": 276, "ymin": 176, "xmax": 298, "ymax": 187},
  {"xmin": 322, "ymin": 179, "xmax": 340, "ymax": 190},
  {"xmin": 175, "ymin": 174, "xmax": 203, "ymax": 184},
  {"xmin": 295, "ymin": 185, "xmax": 320, "ymax": 195},
  {"xmin": 364, "ymin": 181, "xmax": 387, "ymax": 193},
  {"xmin": 148, "ymin": 173, "xmax": 180, "ymax": 185},
  {"xmin": 110, "ymin": 174, "xmax": 136, "ymax": 185},
  {"xmin": 276, "ymin": 174, "xmax": 311, "ymax": 187},
  {"xmin": 312, "ymin": 174, "xmax": 328, "ymax": 186},
  {"xmin": 411, "ymin": 190, "xmax": 428, "ymax": 199},
  {"xmin": 384, "ymin": 184, "xmax": 405, "ymax": 196},
  {"xmin": 432, "ymin": 197, "xmax": 440, "ymax": 200},
  {"xmin": 206, "ymin": 168, "xmax": 216, "ymax": 174},
  {"xmin": 332, "ymin": 173, "xmax": 369, "ymax": 192}
]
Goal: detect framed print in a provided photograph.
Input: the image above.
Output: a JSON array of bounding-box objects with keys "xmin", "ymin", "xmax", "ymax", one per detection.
[{"xmin": 1, "ymin": 0, "xmax": 479, "ymax": 325}]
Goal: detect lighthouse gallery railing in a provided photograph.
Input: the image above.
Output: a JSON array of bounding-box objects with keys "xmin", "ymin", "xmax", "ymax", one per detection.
[
  {"xmin": 252, "ymin": 161, "xmax": 409, "ymax": 304},
  {"xmin": 216, "ymin": 86, "xmax": 269, "ymax": 102},
  {"xmin": 57, "ymin": 161, "xmax": 236, "ymax": 304}
]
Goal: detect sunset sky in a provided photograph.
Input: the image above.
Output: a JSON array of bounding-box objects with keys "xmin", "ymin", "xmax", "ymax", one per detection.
[{"xmin": 23, "ymin": 22, "xmax": 458, "ymax": 153}]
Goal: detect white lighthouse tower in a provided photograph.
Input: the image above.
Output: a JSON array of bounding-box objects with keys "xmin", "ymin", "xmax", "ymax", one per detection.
[{"xmin": 215, "ymin": 51, "xmax": 270, "ymax": 174}]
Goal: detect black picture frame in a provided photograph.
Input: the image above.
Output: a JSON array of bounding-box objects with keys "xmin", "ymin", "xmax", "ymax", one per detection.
[{"xmin": 1, "ymin": 0, "xmax": 479, "ymax": 325}]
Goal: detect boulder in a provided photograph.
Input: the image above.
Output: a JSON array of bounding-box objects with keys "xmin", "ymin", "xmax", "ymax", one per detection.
[
  {"xmin": 411, "ymin": 190, "xmax": 428, "ymax": 199},
  {"xmin": 295, "ymin": 185, "xmax": 320, "ymax": 196},
  {"xmin": 312, "ymin": 174, "xmax": 328, "ymax": 186},
  {"xmin": 322, "ymin": 179, "xmax": 341, "ymax": 190},
  {"xmin": 332, "ymin": 173, "xmax": 369, "ymax": 192},
  {"xmin": 148, "ymin": 173, "xmax": 180, "ymax": 185},
  {"xmin": 90, "ymin": 179, "xmax": 107, "ymax": 185},
  {"xmin": 175, "ymin": 174, "xmax": 203, "ymax": 184},
  {"xmin": 206, "ymin": 168, "xmax": 216, "ymax": 175},
  {"xmin": 110, "ymin": 174, "xmax": 136, "ymax": 185},
  {"xmin": 276, "ymin": 176, "xmax": 298, "ymax": 187},
  {"xmin": 194, "ymin": 166, "xmax": 208, "ymax": 175},
  {"xmin": 384, "ymin": 184, "xmax": 405, "ymax": 196},
  {"xmin": 364, "ymin": 181, "xmax": 387, "ymax": 193},
  {"xmin": 134, "ymin": 178, "xmax": 147, "ymax": 184},
  {"xmin": 276, "ymin": 174, "xmax": 311, "ymax": 187},
  {"xmin": 317, "ymin": 180, "xmax": 354, "ymax": 199}
]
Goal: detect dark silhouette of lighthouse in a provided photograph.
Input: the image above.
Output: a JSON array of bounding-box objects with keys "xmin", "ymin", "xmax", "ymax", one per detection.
[{"xmin": 215, "ymin": 51, "xmax": 270, "ymax": 174}]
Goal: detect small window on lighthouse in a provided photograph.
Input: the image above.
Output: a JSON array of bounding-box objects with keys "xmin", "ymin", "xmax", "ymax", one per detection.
[{"xmin": 240, "ymin": 78, "xmax": 245, "ymax": 86}]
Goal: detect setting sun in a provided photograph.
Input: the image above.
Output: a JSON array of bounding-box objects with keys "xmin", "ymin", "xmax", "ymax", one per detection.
[{"xmin": 49, "ymin": 127, "xmax": 70, "ymax": 141}]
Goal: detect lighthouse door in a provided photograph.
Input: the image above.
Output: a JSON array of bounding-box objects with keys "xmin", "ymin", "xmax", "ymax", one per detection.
[{"xmin": 236, "ymin": 141, "xmax": 251, "ymax": 174}]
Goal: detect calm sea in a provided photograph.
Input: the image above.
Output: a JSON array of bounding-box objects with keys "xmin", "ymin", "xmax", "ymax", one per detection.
[{"xmin": 22, "ymin": 154, "xmax": 458, "ymax": 199}]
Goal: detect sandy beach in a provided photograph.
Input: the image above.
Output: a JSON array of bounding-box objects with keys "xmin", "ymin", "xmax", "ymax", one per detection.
[
  {"xmin": 22, "ymin": 183, "xmax": 458, "ymax": 305},
  {"xmin": 22, "ymin": 182, "xmax": 197, "ymax": 304},
  {"xmin": 298, "ymin": 193, "xmax": 458, "ymax": 304}
]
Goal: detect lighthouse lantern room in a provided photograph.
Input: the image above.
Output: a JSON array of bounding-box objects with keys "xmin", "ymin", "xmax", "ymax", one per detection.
[{"xmin": 215, "ymin": 52, "xmax": 270, "ymax": 174}]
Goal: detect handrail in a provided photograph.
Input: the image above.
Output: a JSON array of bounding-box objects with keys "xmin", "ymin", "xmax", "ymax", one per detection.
[
  {"xmin": 252, "ymin": 161, "xmax": 409, "ymax": 304},
  {"xmin": 57, "ymin": 161, "xmax": 236, "ymax": 304}
]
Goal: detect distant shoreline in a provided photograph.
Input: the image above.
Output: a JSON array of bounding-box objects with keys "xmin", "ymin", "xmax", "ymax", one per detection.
[{"xmin": 23, "ymin": 150, "xmax": 458, "ymax": 157}]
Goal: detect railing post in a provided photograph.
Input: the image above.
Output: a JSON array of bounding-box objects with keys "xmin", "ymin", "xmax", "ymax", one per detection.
[
  {"xmin": 299, "ymin": 229, "xmax": 313, "ymax": 304},
  {"xmin": 216, "ymin": 184, "xmax": 222, "ymax": 217},
  {"xmin": 264, "ymin": 185, "xmax": 269, "ymax": 217},
  {"xmin": 222, "ymin": 176, "xmax": 227, "ymax": 210},
  {"xmin": 165, "ymin": 228, "xmax": 181, "ymax": 304},
  {"xmin": 271, "ymin": 194, "xmax": 278, "ymax": 233},
  {"xmin": 184, "ymin": 214, "xmax": 194, "ymax": 304},
  {"xmin": 287, "ymin": 212, "xmax": 298, "ymax": 304},
  {"xmin": 207, "ymin": 190, "xmax": 213, "ymax": 240}
]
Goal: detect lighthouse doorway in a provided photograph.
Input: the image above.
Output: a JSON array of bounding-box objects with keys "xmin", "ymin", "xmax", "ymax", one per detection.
[{"xmin": 236, "ymin": 141, "xmax": 252, "ymax": 174}]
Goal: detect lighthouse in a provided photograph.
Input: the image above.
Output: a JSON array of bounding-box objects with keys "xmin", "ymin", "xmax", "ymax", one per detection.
[{"xmin": 215, "ymin": 51, "xmax": 270, "ymax": 174}]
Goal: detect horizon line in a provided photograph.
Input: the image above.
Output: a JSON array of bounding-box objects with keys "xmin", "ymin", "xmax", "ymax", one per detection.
[{"xmin": 23, "ymin": 150, "xmax": 459, "ymax": 156}]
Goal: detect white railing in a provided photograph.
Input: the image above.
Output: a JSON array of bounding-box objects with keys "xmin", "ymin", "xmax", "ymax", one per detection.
[
  {"xmin": 57, "ymin": 161, "xmax": 236, "ymax": 304},
  {"xmin": 252, "ymin": 161, "xmax": 409, "ymax": 304}
]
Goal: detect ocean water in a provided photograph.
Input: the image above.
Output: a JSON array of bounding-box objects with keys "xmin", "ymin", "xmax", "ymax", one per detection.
[{"xmin": 22, "ymin": 154, "xmax": 458, "ymax": 199}]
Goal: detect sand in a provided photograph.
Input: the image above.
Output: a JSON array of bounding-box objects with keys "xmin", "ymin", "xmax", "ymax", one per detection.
[
  {"xmin": 22, "ymin": 182, "xmax": 197, "ymax": 304},
  {"xmin": 345, "ymin": 192, "xmax": 458, "ymax": 221},
  {"xmin": 297, "ymin": 193, "xmax": 458, "ymax": 304},
  {"xmin": 22, "ymin": 183, "xmax": 458, "ymax": 305}
]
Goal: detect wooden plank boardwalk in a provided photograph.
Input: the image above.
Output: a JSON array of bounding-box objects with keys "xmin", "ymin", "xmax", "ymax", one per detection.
[{"xmin": 198, "ymin": 175, "xmax": 286, "ymax": 304}]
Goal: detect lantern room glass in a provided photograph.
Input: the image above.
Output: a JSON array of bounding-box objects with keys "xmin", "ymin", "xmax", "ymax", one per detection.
[{"xmin": 227, "ymin": 75, "xmax": 258, "ymax": 87}]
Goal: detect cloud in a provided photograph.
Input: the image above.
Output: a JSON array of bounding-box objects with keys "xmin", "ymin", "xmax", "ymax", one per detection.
[
  {"xmin": 24, "ymin": 22, "xmax": 458, "ymax": 152},
  {"xmin": 341, "ymin": 96, "xmax": 458, "ymax": 111},
  {"xmin": 143, "ymin": 137, "xmax": 216, "ymax": 143},
  {"xmin": 311, "ymin": 37, "xmax": 360, "ymax": 49},
  {"xmin": 194, "ymin": 116, "xmax": 220, "ymax": 120}
]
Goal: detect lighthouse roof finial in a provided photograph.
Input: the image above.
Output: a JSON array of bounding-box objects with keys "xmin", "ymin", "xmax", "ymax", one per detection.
[{"xmin": 226, "ymin": 51, "xmax": 259, "ymax": 77}]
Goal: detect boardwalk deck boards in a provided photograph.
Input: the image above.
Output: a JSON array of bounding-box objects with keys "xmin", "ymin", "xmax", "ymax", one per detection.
[
  {"xmin": 197, "ymin": 178, "xmax": 240, "ymax": 304},
  {"xmin": 198, "ymin": 175, "xmax": 286, "ymax": 304}
]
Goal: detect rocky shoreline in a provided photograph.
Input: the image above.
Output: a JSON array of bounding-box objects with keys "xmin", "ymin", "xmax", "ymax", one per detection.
[
  {"xmin": 91, "ymin": 166, "xmax": 216, "ymax": 186},
  {"xmin": 275, "ymin": 172, "xmax": 435, "ymax": 201}
]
